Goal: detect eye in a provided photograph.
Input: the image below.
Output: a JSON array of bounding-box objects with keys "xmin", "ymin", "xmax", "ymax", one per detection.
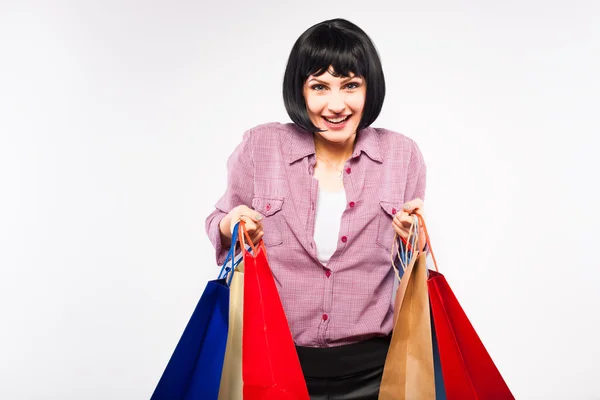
[
  {"xmin": 311, "ymin": 84, "xmax": 326, "ymax": 91},
  {"xmin": 345, "ymin": 82, "xmax": 361, "ymax": 90}
]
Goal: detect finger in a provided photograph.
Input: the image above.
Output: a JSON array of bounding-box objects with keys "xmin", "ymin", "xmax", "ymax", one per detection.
[
  {"xmin": 392, "ymin": 216, "xmax": 407, "ymax": 231},
  {"xmin": 394, "ymin": 212, "xmax": 414, "ymax": 228},
  {"xmin": 392, "ymin": 217, "xmax": 409, "ymax": 234},
  {"xmin": 239, "ymin": 216, "xmax": 258, "ymax": 228},
  {"xmin": 403, "ymin": 198, "xmax": 424, "ymax": 214},
  {"xmin": 234, "ymin": 216, "xmax": 253, "ymax": 237},
  {"xmin": 241, "ymin": 216, "xmax": 260, "ymax": 232},
  {"xmin": 230, "ymin": 210, "xmax": 247, "ymax": 231},
  {"xmin": 249, "ymin": 224, "xmax": 263, "ymax": 238},
  {"xmin": 249, "ymin": 220, "xmax": 264, "ymax": 235},
  {"xmin": 393, "ymin": 211, "xmax": 411, "ymax": 223},
  {"xmin": 230, "ymin": 215, "xmax": 243, "ymax": 233},
  {"xmin": 393, "ymin": 213, "xmax": 421, "ymax": 240},
  {"xmin": 393, "ymin": 222, "xmax": 408, "ymax": 239},
  {"xmin": 249, "ymin": 230, "xmax": 260, "ymax": 242},
  {"xmin": 239, "ymin": 206, "xmax": 264, "ymax": 222},
  {"xmin": 250, "ymin": 231, "xmax": 264, "ymax": 245}
]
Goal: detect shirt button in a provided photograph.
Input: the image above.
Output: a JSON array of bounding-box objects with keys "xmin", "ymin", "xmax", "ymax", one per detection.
[
  {"xmin": 322, "ymin": 314, "xmax": 329, "ymax": 321},
  {"xmin": 392, "ymin": 208, "xmax": 397, "ymax": 215},
  {"xmin": 341, "ymin": 236, "xmax": 348, "ymax": 243},
  {"xmin": 265, "ymin": 204, "xmax": 271, "ymax": 211},
  {"xmin": 349, "ymin": 201, "xmax": 355, "ymax": 208},
  {"xmin": 345, "ymin": 167, "xmax": 352, "ymax": 174},
  {"xmin": 325, "ymin": 269, "xmax": 331, "ymax": 278}
]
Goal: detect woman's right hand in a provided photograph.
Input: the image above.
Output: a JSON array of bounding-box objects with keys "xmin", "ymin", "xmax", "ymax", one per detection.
[{"xmin": 219, "ymin": 205, "xmax": 265, "ymax": 247}]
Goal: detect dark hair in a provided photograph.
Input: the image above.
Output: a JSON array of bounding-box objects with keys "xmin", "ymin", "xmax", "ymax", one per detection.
[{"xmin": 283, "ymin": 18, "xmax": 386, "ymax": 133}]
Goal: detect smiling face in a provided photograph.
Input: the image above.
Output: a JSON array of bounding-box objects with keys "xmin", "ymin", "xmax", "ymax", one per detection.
[{"xmin": 303, "ymin": 67, "xmax": 367, "ymax": 144}]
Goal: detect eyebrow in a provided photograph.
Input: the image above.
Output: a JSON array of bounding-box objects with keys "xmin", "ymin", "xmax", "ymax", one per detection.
[{"xmin": 307, "ymin": 76, "xmax": 363, "ymax": 85}]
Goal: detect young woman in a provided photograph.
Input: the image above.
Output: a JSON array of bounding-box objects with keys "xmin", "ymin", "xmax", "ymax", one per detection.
[{"xmin": 205, "ymin": 18, "xmax": 427, "ymax": 399}]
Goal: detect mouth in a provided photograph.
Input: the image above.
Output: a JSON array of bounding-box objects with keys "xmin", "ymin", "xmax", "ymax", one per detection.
[{"xmin": 322, "ymin": 115, "xmax": 351, "ymax": 125}]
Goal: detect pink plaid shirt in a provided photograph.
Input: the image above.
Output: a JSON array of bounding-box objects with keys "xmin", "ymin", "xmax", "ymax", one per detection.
[{"xmin": 205, "ymin": 122, "xmax": 426, "ymax": 347}]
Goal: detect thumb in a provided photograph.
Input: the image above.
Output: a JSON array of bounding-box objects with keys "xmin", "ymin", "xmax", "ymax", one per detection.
[
  {"xmin": 403, "ymin": 198, "xmax": 423, "ymax": 213},
  {"xmin": 245, "ymin": 212, "xmax": 264, "ymax": 222}
]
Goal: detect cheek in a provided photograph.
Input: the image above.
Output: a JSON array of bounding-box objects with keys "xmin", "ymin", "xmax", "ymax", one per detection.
[
  {"xmin": 305, "ymin": 95, "xmax": 325, "ymax": 117},
  {"xmin": 348, "ymin": 95, "xmax": 366, "ymax": 115}
]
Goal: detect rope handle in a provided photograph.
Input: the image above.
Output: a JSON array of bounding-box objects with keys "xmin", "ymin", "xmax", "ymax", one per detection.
[
  {"xmin": 389, "ymin": 211, "xmax": 439, "ymax": 279},
  {"xmin": 237, "ymin": 219, "xmax": 267, "ymax": 256},
  {"xmin": 411, "ymin": 211, "xmax": 438, "ymax": 272},
  {"xmin": 219, "ymin": 221, "xmax": 241, "ymax": 282},
  {"xmin": 390, "ymin": 215, "xmax": 418, "ymax": 281}
]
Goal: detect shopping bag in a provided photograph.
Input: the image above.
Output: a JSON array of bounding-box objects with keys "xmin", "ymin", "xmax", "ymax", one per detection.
[
  {"xmin": 428, "ymin": 271, "xmax": 514, "ymax": 399},
  {"xmin": 239, "ymin": 221, "xmax": 310, "ymax": 399},
  {"xmin": 380, "ymin": 218, "xmax": 435, "ymax": 400},
  {"xmin": 218, "ymin": 257, "xmax": 244, "ymax": 400},
  {"xmin": 414, "ymin": 213, "xmax": 514, "ymax": 400},
  {"xmin": 431, "ymin": 309, "xmax": 447, "ymax": 400},
  {"xmin": 151, "ymin": 223, "xmax": 242, "ymax": 400}
]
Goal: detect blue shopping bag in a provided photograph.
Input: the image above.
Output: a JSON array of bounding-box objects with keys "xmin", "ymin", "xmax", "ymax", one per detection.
[
  {"xmin": 151, "ymin": 223, "xmax": 242, "ymax": 400},
  {"xmin": 431, "ymin": 308, "xmax": 447, "ymax": 399}
]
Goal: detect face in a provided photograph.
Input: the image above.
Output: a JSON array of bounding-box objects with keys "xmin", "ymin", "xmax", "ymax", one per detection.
[{"xmin": 303, "ymin": 68, "xmax": 366, "ymax": 144}]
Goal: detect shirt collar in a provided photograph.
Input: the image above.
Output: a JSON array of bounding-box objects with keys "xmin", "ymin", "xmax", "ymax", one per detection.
[
  {"xmin": 287, "ymin": 124, "xmax": 383, "ymax": 164},
  {"xmin": 287, "ymin": 124, "xmax": 316, "ymax": 164},
  {"xmin": 351, "ymin": 127, "xmax": 383, "ymax": 162}
]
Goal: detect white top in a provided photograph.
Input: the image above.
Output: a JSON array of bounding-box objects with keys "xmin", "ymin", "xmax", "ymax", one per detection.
[{"xmin": 313, "ymin": 186, "xmax": 347, "ymax": 266}]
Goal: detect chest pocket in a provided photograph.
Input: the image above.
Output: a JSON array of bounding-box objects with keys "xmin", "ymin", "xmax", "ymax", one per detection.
[
  {"xmin": 376, "ymin": 200, "xmax": 402, "ymax": 252},
  {"xmin": 252, "ymin": 196, "xmax": 284, "ymax": 247}
]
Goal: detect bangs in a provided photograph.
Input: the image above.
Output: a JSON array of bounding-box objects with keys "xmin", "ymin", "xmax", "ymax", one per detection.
[{"xmin": 300, "ymin": 30, "xmax": 366, "ymax": 79}]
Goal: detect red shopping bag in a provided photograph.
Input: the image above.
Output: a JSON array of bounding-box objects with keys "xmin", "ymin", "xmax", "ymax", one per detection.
[
  {"xmin": 239, "ymin": 222, "xmax": 310, "ymax": 399},
  {"xmin": 414, "ymin": 213, "xmax": 515, "ymax": 400}
]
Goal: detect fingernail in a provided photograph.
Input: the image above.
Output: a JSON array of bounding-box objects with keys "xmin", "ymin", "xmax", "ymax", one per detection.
[
  {"xmin": 256, "ymin": 214, "xmax": 263, "ymax": 221},
  {"xmin": 403, "ymin": 203, "xmax": 412, "ymax": 210}
]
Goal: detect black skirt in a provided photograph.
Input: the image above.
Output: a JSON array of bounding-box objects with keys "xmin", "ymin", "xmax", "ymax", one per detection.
[{"xmin": 296, "ymin": 335, "xmax": 391, "ymax": 400}]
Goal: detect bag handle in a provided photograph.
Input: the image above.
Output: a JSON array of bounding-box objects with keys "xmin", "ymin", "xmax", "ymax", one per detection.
[
  {"xmin": 237, "ymin": 219, "xmax": 267, "ymax": 257},
  {"xmin": 411, "ymin": 211, "xmax": 439, "ymax": 272},
  {"xmin": 390, "ymin": 215, "xmax": 419, "ymax": 281},
  {"xmin": 219, "ymin": 217, "xmax": 265, "ymax": 283},
  {"xmin": 390, "ymin": 211, "xmax": 439, "ymax": 276},
  {"xmin": 237, "ymin": 219, "xmax": 256, "ymax": 254},
  {"xmin": 219, "ymin": 222, "xmax": 243, "ymax": 282}
]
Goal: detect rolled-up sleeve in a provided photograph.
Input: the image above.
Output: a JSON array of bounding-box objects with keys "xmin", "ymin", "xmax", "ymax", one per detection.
[
  {"xmin": 403, "ymin": 139, "xmax": 428, "ymax": 252},
  {"xmin": 205, "ymin": 130, "xmax": 255, "ymax": 265},
  {"xmin": 405, "ymin": 140, "xmax": 427, "ymax": 203}
]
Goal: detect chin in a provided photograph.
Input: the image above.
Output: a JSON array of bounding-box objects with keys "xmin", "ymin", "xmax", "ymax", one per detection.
[{"xmin": 320, "ymin": 126, "xmax": 358, "ymax": 141}]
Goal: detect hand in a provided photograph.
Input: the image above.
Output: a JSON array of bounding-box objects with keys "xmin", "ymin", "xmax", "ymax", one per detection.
[
  {"xmin": 220, "ymin": 205, "xmax": 264, "ymax": 247},
  {"xmin": 392, "ymin": 198, "xmax": 427, "ymax": 251}
]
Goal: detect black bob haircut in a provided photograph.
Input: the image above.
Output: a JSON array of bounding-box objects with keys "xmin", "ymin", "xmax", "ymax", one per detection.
[{"xmin": 283, "ymin": 18, "xmax": 386, "ymax": 133}]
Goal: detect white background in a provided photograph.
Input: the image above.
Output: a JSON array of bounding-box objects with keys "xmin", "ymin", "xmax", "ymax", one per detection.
[{"xmin": 1, "ymin": 0, "xmax": 599, "ymax": 399}]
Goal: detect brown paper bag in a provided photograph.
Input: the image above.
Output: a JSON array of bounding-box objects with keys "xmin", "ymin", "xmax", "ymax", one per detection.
[
  {"xmin": 380, "ymin": 251, "xmax": 435, "ymax": 400},
  {"xmin": 218, "ymin": 261, "xmax": 244, "ymax": 400}
]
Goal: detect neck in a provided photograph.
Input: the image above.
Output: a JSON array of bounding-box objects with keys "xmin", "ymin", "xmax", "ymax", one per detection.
[{"xmin": 313, "ymin": 132, "xmax": 356, "ymax": 165}]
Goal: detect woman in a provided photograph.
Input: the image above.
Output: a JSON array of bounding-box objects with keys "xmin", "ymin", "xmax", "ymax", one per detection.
[{"xmin": 205, "ymin": 18, "xmax": 427, "ymax": 399}]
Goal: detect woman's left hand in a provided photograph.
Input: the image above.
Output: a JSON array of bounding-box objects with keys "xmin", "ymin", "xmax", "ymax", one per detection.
[{"xmin": 392, "ymin": 198, "xmax": 427, "ymax": 251}]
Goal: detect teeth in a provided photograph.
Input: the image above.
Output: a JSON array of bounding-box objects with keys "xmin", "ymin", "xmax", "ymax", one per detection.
[{"xmin": 324, "ymin": 116, "xmax": 350, "ymax": 124}]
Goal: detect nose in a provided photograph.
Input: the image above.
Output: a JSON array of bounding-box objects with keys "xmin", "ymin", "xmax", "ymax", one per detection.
[{"xmin": 327, "ymin": 92, "xmax": 345, "ymax": 114}]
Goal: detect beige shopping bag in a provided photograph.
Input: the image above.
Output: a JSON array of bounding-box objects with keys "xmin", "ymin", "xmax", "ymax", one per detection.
[
  {"xmin": 379, "ymin": 238, "xmax": 435, "ymax": 399},
  {"xmin": 218, "ymin": 261, "xmax": 244, "ymax": 400}
]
